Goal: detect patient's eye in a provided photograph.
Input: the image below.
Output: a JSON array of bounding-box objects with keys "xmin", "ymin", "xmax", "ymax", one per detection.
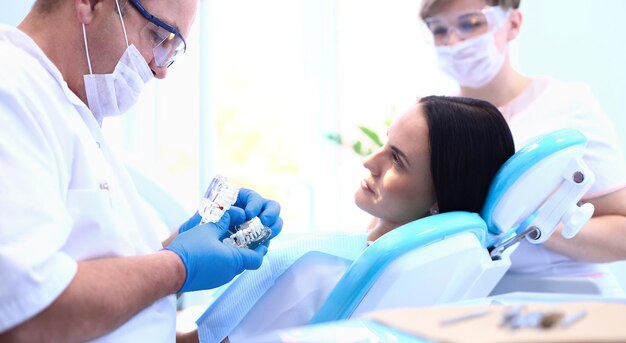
[{"xmin": 391, "ymin": 150, "xmax": 404, "ymax": 168}]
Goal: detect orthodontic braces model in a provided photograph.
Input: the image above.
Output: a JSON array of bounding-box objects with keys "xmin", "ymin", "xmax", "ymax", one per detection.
[
  {"xmin": 198, "ymin": 175, "xmax": 271, "ymax": 249},
  {"xmin": 199, "ymin": 175, "xmax": 239, "ymax": 225}
]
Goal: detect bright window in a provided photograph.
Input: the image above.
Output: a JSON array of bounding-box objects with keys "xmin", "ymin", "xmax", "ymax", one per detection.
[{"xmin": 104, "ymin": 0, "xmax": 456, "ymax": 234}]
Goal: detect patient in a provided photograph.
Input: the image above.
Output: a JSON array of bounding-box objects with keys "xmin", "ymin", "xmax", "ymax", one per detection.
[
  {"xmin": 196, "ymin": 95, "xmax": 515, "ymax": 342},
  {"xmin": 359, "ymin": 95, "xmax": 515, "ymax": 241}
]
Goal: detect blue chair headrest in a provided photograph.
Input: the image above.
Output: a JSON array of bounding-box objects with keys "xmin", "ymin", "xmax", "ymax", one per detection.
[{"xmin": 480, "ymin": 128, "xmax": 588, "ymax": 245}]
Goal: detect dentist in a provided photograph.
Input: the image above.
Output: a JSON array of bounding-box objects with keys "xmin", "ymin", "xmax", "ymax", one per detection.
[{"xmin": 0, "ymin": 0, "xmax": 282, "ymax": 342}]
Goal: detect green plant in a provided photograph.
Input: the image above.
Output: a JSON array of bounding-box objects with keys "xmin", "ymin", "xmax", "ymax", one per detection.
[{"xmin": 325, "ymin": 119, "xmax": 391, "ymax": 157}]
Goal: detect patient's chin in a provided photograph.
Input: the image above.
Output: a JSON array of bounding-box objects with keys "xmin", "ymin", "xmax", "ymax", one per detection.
[{"xmin": 354, "ymin": 190, "xmax": 374, "ymax": 215}]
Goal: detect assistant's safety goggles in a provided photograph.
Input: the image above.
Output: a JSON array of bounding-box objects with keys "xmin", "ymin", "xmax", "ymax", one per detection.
[
  {"xmin": 424, "ymin": 6, "xmax": 511, "ymax": 45},
  {"xmin": 128, "ymin": 0, "xmax": 187, "ymax": 68}
]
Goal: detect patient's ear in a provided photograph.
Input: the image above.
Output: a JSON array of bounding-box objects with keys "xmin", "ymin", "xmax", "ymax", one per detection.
[{"xmin": 429, "ymin": 203, "xmax": 439, "ymax": 215}]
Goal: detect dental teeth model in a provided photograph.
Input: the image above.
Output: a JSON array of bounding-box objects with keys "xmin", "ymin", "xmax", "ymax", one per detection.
[
  {"xmin": 223, "ymin": 217, "xmax": 272, "ymax": 250},
  {"xmin": 198, "ymin": 175, "xmax": 272, "ymax": 249}
]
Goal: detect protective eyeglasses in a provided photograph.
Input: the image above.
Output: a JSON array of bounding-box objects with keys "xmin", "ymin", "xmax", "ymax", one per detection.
[
  {"xmin": 424, "ymin": 6, "xmax": 510, "ymax": 45},
  {"xmin": 128, "ymin": 0, "xmax": 187, "ymax": 68}
]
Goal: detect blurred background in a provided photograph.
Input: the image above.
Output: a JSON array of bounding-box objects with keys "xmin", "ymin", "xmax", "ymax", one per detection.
[{"xmin": 3, "ymin": 0, "xmax": 626, "ymax": 235}]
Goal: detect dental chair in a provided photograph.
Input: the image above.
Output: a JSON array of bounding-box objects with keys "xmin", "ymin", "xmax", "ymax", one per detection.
[
  {"xmin": 196, "ymin": 128, "xmax": 595, "ymax": 341},
  {"xmin": 310, "ymin": 129, "xmax": 595, "ymax": 324}
]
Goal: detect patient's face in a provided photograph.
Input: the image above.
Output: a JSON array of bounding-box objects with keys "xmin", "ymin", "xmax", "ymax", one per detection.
[{"xmin": 355, "ymin": 104, "xmax": 435, "ymax": 235}]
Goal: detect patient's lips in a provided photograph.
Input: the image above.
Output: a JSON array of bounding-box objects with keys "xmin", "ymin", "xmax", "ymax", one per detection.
[{"xmin": 361, "ymin": 179, "xmax": 374, "ymax": 194}]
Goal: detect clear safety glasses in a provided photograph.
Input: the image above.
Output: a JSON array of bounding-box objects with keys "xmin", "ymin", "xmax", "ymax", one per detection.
[
  {"xmin": 424, "ymin": 6, "xmax": 510, "ymax": 45},
  {"xmin": 128, "ymin": 0, "xmax": 187, "ymax": 68}
]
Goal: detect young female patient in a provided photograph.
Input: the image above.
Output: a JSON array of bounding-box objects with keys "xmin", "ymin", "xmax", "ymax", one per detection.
[
  {"xmin": 195, "ymin": 95, "xmax": 515, "ymax": 343},
  {"xmin": 360, "ymin": 95, "xmax": 514, "ymax": 242}
]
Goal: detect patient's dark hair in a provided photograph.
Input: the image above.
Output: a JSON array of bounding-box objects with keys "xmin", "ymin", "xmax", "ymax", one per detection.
[{"xmin": 419, "ymin": 95, "xmax": 514, "ymax": 214}]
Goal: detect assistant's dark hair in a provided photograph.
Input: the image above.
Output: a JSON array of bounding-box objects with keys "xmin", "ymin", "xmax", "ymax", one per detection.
[{"xmin": 419, "ymin": 95, "xmax": 514, "ymax": 214}]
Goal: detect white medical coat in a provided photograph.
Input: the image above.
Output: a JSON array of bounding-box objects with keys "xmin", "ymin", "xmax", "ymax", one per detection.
[
  {"xmin": 500, "ymin": 76, "xmax": 626, "ymax": 295},
  {"xmin": 0, "ymin": 25, "xmax": 177, "ymax": 341}
]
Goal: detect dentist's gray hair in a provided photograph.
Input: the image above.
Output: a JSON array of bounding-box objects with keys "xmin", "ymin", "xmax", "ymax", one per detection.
[{"xmin": 34, "ymin": 0, "xmax": 129, "ymax": 15}]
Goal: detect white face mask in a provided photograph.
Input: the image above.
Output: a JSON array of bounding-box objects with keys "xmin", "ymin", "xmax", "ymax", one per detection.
[
  {"xmin": 435, "ymin": 31, "xmax": 507, "ymax": 89},
  {"xmin": 81, "ymin": 0, "xmax": 153, "ymax": 119}
]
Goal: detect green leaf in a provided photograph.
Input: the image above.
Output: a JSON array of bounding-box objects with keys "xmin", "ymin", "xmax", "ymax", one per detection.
[
  {"xmin": 353, "ymin": 141, "xmax": 363, "ymax": 155},
  {"xmin": 325, "ymin": 133, "xmax": 342, "ymax": 145},
  {"xmin": 358, "ymin": 126, "xmax": 383, "ymax": 147}
]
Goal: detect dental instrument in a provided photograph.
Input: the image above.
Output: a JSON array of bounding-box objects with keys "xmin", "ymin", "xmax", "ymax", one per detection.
[
  {"xmin": 560, "ymin": 309, "xmax": 587, "ymax": 328},
  {"xmin": 440, "ymin": 309, "xmax": 492, "ymax": 326}
]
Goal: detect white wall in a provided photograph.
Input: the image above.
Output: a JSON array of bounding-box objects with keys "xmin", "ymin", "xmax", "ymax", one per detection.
[
  {"xmin": 517, "ymin": 0, "xmax": 626, "ymax": 157},
  {"xmin": 0, "ymin": 2, "xmax": 33, "ymax": 26}
]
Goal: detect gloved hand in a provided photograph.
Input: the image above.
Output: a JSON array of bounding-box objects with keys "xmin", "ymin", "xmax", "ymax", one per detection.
[
  {"xmin": 235, "ymin": 188, "xmax": 283, "ymax": 241},
  {"xmin": 177, "ymin": 209, "xmax": 246, "ymax": 234},
  {"xmin": 165, "ymin": 211, "xmax": 268, "ymax": 292},
  {"xmin": 177, "ymin": 188, "xmax": 283, "ymax": 242},
  {"xmin": 177, "ymin": 211, "xmax": 202, "ymax": 234}
]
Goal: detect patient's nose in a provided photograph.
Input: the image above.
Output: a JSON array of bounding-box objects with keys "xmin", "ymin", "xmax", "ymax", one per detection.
[{"xmin": 363, "ymin": 150, "xmax": 382, "ymax": 176}]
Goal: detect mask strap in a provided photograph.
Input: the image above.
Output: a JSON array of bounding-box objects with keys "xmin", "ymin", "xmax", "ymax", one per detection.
[
  {"xmin": 115, "ymin": 0, "xmax": 130, "ymax": 47},
  {"xmin": 489, "ymin": 7, "xmax": 512, "ymax": 32},
  {"xmin": 82, "ymin": 23, "xmax": 93, "ymax": 75}
]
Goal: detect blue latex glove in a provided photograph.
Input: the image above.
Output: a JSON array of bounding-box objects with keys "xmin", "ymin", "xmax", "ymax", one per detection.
[
  {"xmin": 177, "ymin": 211, "xmax": 202, "ymax": 234},
  {"xmin": 235, "ymin": 188, "xmax": 283, "ymax": 241},
  {"xmin": 165, "ymin": 211, "xmax": 267, "ymax": 292},
  {"xmin": 177, "ymin": 188, "xmax": 283, "ymax": 241}
]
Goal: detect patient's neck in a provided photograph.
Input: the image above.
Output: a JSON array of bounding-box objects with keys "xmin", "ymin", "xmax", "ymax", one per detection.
[{"xmin": 367, "ymin": 219, "xmax": 400, "ymax": 241}]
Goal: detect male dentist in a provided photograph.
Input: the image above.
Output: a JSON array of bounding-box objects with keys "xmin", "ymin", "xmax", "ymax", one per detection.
[{"xmin": 0, "ymin": 0, "xmax": 282, "ymax": 342}]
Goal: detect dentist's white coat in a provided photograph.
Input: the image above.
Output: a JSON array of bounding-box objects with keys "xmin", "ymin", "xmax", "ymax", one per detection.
[{"xmin": 0, "ymin": 24, "xmax": 176, "ymax": 341}]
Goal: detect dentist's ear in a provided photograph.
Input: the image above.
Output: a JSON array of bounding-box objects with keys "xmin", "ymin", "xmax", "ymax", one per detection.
[{"xmin": 75, "ymin": 0, "xmax": 95, "ymax": 24}]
